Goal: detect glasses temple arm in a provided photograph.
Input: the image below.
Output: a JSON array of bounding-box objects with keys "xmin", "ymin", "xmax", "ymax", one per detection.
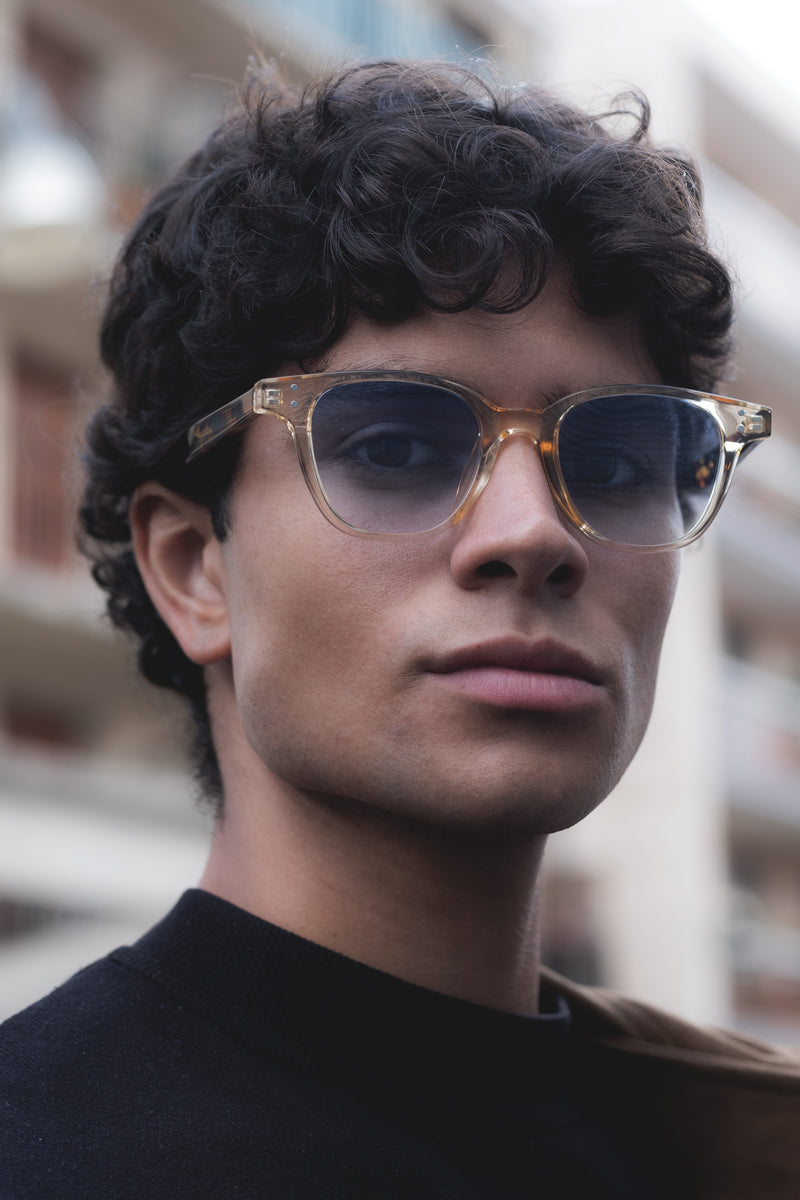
[{"xmin": 186, "ymin": 388, "xmax": 259, "ymax": 462}]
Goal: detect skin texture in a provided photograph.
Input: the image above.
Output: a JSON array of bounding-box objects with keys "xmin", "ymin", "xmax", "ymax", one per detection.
[{"xmin": 132, "ymin": 276, "xmax": 680, "ymax": 1014}]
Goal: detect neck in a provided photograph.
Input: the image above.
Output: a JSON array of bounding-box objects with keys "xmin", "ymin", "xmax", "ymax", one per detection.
[{"xmin": 200, "ymin": 775, "xmax": 547, "ymax": 1016}]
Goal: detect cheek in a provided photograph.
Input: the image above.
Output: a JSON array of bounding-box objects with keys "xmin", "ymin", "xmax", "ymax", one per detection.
[
  {"xmin": 223, "ymin": 528, "xmax": 447, "ymax": 799},
  {"xmin": 615, "ymin": 550, "xmax": 681, "ymax": 713},
  {"xmin": 637, "ymin": 552, "xmax": 681, "ymax": 649},
  {"xmin": 223, "ymin": 518, "xmax": 430, "ymax": 734}
]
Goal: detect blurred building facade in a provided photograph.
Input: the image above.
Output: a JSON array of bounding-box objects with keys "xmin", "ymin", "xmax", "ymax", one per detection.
[{"xmin": 1, "ymin": 0, "xmax": 798, "ymax": 1038}]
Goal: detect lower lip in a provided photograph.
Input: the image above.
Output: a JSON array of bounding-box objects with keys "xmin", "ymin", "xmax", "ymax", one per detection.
[{"xmin": 432, "ymin": 667, "xmax": 604, "ymax": 712}]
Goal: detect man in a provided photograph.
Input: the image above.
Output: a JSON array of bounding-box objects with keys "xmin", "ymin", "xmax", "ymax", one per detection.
[{"xmin": 1, "ymin": 60, "xmax": 796, "ymax": 1198}]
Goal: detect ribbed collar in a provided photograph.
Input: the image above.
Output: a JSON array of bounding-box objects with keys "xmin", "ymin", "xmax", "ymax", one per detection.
[{"xmin": 115, "ymin": 889, "xmax": 571, "ymax": 1104}]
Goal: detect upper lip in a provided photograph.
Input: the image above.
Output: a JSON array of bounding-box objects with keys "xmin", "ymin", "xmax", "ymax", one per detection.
[{"xmin": 426, "ymin": 638, "xmax": 606, "ymax": 684}]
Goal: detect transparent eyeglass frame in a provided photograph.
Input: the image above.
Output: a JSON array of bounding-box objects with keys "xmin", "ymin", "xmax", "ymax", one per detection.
[{"xmin": 186, "ymin": 370, "xmax": 771, "ymax": 551}]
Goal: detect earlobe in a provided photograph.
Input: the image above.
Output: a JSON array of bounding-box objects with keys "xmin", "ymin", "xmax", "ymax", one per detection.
[{"xmin": 130, "ymin": 482, "xmax": 232, "ymax": 666}]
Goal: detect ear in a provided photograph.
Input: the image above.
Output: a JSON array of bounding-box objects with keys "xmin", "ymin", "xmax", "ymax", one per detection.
[{"xmin": 130, "ymin": 482, "xmax": 231, "ymax": 666}]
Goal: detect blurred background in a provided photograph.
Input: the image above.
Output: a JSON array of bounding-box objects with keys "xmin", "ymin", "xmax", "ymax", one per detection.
[{"xmin": 1, "ymin": 0, "xmax": 798, "ymax": 1040}]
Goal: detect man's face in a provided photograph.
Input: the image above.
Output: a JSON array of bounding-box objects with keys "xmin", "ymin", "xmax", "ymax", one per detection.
[{"xmin": 216, "ymin": 278, "xmax": 680, "ymax": 835}]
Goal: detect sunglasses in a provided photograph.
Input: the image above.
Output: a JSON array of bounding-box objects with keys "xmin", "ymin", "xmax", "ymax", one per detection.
[{"xmin": 186, "ymin": 371, "xmax": 771, "ymax": 551}]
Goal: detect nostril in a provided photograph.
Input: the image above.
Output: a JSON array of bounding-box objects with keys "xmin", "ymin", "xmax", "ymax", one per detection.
[
  {"xmin": 476, "ymin": 560, "xmax": 516, "ymax": 578},
  {"xmin": 548, "ymin": 563, "xmax": 573, "ymax": 585}
]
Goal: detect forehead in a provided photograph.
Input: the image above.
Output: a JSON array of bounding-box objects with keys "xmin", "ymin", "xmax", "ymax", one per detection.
[{"xmin": 311, "ymin": 279, "xmax": 658, "ymax": 401}]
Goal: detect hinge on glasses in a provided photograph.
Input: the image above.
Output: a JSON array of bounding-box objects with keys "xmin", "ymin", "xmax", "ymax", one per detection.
[
  {"xmin": 253, "ymin": 383, "xmax": 283, "ymax": 413},
  {"xmin": 736, "ymin": 408, "xmax": 768, "ymax": 436}
]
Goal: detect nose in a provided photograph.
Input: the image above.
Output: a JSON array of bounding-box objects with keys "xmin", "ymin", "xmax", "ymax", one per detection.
[{"xmin": 449, "ymin": 436, "xmax": 590, "ymax": 597}]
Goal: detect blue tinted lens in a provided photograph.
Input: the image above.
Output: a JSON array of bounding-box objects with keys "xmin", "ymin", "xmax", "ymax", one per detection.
[
  {"xmin": 557, "ymin": 394, "xmax": 722, "ymax": 546},
  {"xmin": 310, "ymin": 381, "xmax": 481, "ymax": 533}
]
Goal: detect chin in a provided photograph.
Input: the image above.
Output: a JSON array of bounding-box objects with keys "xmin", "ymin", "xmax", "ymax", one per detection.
[{"xmin": 358, "ymin": 766, "xmax": 619, "ymax": 841}]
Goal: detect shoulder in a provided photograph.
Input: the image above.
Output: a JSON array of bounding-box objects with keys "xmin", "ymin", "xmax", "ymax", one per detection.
[
  {"xmin": 0, "ymin": 955, "xmax": 148, "ymax": 1193},
  {"xmin": 0, "ymin": 948, "xmax": 287, "ymax": 1199},
  {"xmin": 543, "ymin": 966, "xmax": 800, "ymax": 1080},
  {"xmin": 2, "ymin": 953, "xmax": 147, "ymax": 1062},
  {"xmin": 543, "ymin": 968, "xmax": 800, "ymax": 1200},
  {"xmin": 0, "ymin": 951, "xmax": 178, "ymax": 1131}
]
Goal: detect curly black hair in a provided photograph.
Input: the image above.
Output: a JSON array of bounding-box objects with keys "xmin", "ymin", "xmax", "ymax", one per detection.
[{"xmin": 80, "ymin": 59, "xmax": 734, "ymax": 809}]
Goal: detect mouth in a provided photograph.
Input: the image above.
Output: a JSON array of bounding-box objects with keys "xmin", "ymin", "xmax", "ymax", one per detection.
[{"xmin": 425, "ymin": 638, "xmax": 607, "ymax": 712}]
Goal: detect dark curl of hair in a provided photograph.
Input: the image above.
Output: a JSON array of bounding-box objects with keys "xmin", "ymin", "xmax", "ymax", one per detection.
[{"xmin": 80, "ymin": 58, "xmax": 734, "ymax": 809}]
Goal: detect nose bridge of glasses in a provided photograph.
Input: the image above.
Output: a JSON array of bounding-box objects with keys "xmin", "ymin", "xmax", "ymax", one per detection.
[
  {"xmin": 482, "ymin": 411, "xmax": 550, "ymax": 464},
  {"xmin": 482, "ymin": 403, "xmax": 546, "ymax": 444},
  {"xmin": 454, "ymin": 422, "xmax": 568, "ymax": 535},
  {"xmin": 477, "ymin": 425, "xmax": 556, "ymax": 502}
]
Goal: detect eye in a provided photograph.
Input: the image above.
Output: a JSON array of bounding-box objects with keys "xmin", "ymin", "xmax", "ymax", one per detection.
[
  {"xmin": 343, "ymin": 426, "xmax": 449, "ymax": 472},
  {"xmin": 561, "ymin": 439, "xmax": 659, "ymax": 496},
  {"xmin": 310, "ymin": 381, "xmax": 482, "ymax": 495},
  {"xmin": 578, "ymin": 443, "xmax": 653, "ymax": 489}
]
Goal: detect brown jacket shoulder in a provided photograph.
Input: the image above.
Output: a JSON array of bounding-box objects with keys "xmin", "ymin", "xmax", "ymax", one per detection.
[{"xmin": 543, "ymin": 967, "xmax": 800, "ymax": 1200}]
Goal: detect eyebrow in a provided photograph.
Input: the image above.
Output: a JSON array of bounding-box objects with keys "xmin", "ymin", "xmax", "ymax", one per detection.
[
  {"xmin": 541, "ymin": 382, "xmax": 576, "ymax": 408},
  {"xmin": 305, "ymin": 361, "xmax": 578, "ymax": 410},
  {"xmin": 311, "ymin": 356, "xmax": 435, "ymax": 375}
]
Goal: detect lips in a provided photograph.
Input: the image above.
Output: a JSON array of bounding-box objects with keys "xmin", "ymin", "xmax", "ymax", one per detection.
[
  {"xmin": 425, "ymin": 638, "xmax": 606, "ymax": 712},
  {"xmin": 428, "ymin": 638, "xmax": 605, "ymax": 682}
]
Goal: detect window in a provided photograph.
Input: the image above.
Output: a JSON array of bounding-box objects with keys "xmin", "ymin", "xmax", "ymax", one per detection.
[{"xmin": 11, "ymin": 358, "xmax": 80, "ymax": 569}]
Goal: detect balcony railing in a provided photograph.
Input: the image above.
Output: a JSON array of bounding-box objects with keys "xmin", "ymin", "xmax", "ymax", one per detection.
[
  {"xmin": 718, "ymin": 655, "xmax": 800, "ymax": 824},
  {"xmin": 240, "ymin": 0, "xmax": 486, "ymax": 59}
]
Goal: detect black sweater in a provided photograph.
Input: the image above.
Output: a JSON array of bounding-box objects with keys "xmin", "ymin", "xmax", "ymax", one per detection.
[{"xmin": 1, "ymin": 890, "xmax": 662, "ymax": 1198}]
